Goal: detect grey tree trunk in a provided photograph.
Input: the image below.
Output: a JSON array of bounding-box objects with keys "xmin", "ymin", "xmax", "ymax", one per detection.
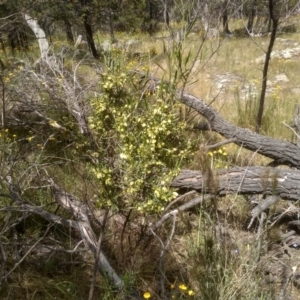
[{"xmin": 24, "ymin": 14, "xmax": 49, "ymax": 60}]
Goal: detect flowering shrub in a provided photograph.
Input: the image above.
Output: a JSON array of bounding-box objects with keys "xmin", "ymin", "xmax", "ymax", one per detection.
[{"xmin": 88, "ymin": 53, "xmax": 195, "ymax": 213}]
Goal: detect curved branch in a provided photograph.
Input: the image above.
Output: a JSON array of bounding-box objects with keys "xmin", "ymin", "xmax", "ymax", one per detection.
[
  {"xmin": 152, "ymin": 196, "xmax": 209, "ymax": 230},
  {"xmin": 179, "ymin": 91, "xmax": 300, "ymax": 168},
  {"xmin": 49, "ymin": 180, "xmax": 124, "ymax": 289}
]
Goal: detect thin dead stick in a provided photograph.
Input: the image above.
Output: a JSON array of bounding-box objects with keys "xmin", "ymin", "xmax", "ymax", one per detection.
[
  {"xmin": 88, "ymin": 209, "xmax": 109, "ymax": 300},
  {"xmin": 248, "ymin": 195, "xmax": 279, "ymax": 229},
  {"xmin": 205, "ymin": 138, "xmax": 237, "ymax": 150},
  {"xmin": 165, "ymin": 190, "xmax": 196, "ymax": 212},
  {"xmin": 233, "ymin": 147, "xmax": 261, "ymax": 203},
  {"xmin": 0, "ymin": 238, "xmax": 7, "ymax": 285},
  {"xmin": 149, "ymin": 214, "xmax": 176, "ymax": 300},
  {"xmin": 88, "ymin": 230, "xmax": 104, "ymax": 300},
  {"xmin": 37, "ymin": 240, "xmax": 84, "ymax": 253},
  {"xmin": 255, "ymin": 212, "xmax": 267, "ymax": 264},
  {"xmin": 282, "ymin": 121, "xmax": 300, "ymax": 141},
  {"xmin": 153, "ymin": 196, "xmax": 211, "ymax": 231},
  {"xmin": 2, "ymin": 224, "xmax": 53, "ymax": 282}
]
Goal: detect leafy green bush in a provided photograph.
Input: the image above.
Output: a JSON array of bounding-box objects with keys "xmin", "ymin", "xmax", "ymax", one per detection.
[{"xmin": 89, "ymin": 50, "xmax": 195, "ymax": 213}]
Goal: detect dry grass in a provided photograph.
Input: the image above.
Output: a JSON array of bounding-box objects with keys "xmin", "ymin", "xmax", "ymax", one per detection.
[{"xmin": 141, "ymin": 18, "xmax": 300, "ymax": 300}]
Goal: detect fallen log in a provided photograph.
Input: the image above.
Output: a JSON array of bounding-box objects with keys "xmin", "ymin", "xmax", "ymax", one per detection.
[
  {"xmin": 171, "ymin": 166, "xmax": 300, "ymax": 201},
  {"xmin": 179, "ymin": 92, "xmax": 300, "ymax": 168}
]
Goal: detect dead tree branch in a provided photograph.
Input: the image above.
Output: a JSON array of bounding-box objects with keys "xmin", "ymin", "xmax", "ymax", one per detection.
[
  {"xmin": 49, "ymin": 180, "xmax": 123, "ymax": 289},
  {"xmin": 3, "ymin": 178, "xmax": 124, "ymax": 291},
  {"xmin": 179, "ymin": 91, "xmax": 300, "ymax": 168}
]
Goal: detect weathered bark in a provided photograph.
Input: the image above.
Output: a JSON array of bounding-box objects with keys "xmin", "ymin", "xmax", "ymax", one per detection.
[
  {"xmin": 172, "ymin": 166, "xmax": 300, "ymax": 201},
  {"xmin": 179, "ymin": 91, "xmax": 300, "ymax": 168},
  {"xmin": 24, "ymin": 14, "xmax": 49, "ymax": 59}
]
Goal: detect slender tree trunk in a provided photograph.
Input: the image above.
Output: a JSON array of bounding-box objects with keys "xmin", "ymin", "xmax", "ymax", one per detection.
[
  {"xmin": 165, "ymin": 7, "xmax": 170, "ymax": 27},
  {"xmin": 64, "ymin": 19, "xmax": 74, "ymax": 43},
  {"xmin": 162, "ymin": 0, "xmax": 170, "ymax": 28},
  {"xmin": 255, "ymin": 0, "xmax": 279, "ymax": 133},
  {"xmin": 7, "ymin": 29, "xmax": 16, "ymax": 54},
  {"xmin": 24, "ymin": 14, "xmax": 49, "ymax": 60},
  {"xmin": 145, "ymin": 0, "xmax": 157, "ymax": 35},
  {"xmin": 149, "ymin": 0, "xmax": 154, "ymax": 34},
  {"xmin": 222, "ymin": 14, "xmax": 230, "ymax": 33},
  {"xmin": 247, "ymin": 0, "xmax": 257, "ymax": 33},
  {"xmin": 83, "ymin": 14, "xmax": 99, "ymax": 59},
  {"xmin": 0, "ymin": 35, "xmax": 5, "ymax": 54},
  {"xmin": 80, "ymin": 0, "xmax": 98, "ymax": 59},
  {"xmin": 0, "ymin": 58, "xmax": 4, "ymax": 70},
  {"xmin": 108, "ymin": 9, "xmax": 116, "ymax": 43},
  {"xmin": 222, "ymin": 0, "xmax": 230, "ymax": 34}
]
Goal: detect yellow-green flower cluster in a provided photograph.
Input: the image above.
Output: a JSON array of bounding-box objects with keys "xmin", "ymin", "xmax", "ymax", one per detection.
[
  {"xmin": 0, "ymin": 129, "xmax": 20, "ymax": 157},
  {"xmin": 89, "ymin": 58, "xmax": 195, "ymax": 214},
  {"xmin": 271, "ymin": 84, "xmax": 282, "ymax": 100},
  {"xmin": 101, "ymin": 73, "xmax": 127, "ymax": 92},
  {"xmin": 1, "ymin": 65, "xmax": 23, "ymax": 85},
  {"xmin": 171, "ymin": 283, "xmax": 195, "ymax": 298}
]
